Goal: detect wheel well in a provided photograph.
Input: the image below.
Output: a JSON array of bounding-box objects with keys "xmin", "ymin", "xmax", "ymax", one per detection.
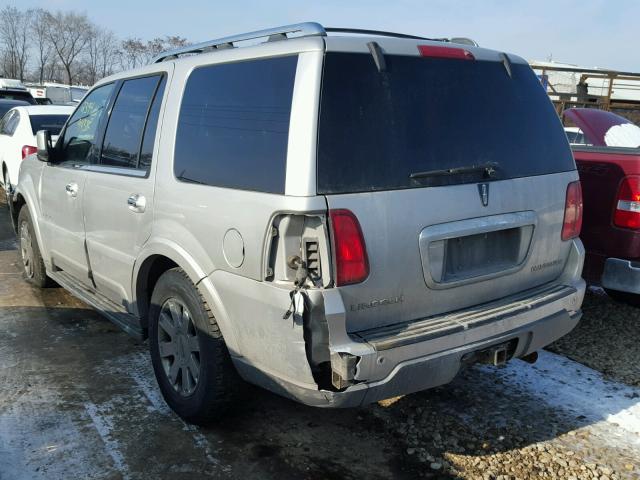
[{"xmin": 136, "ymin": 255, "xmax": 178, "ymax": 328}]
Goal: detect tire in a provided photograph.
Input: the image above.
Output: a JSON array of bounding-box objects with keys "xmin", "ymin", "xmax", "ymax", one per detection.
[
  {"xmin": 17, "ymin": 206, "xmax": 50, "ymax": 288},
  {"xmin": 149, "ymin": 267, "xmax": 241, "ymax": 424},
  {"xmin": 604, "ymin": 288, "xmax": 640, "ymax": 307},
  {"xmin": 4, "ymin": 170, "xmax": 15, "ymax": 220}
]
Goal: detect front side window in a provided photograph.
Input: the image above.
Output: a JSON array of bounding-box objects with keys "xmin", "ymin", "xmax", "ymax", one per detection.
[
  {"xmin": 100, "ymin": 75, "xmax": 163, "ymax": 170},
  {"xmin": 174, "ymin": 55, "xmax": 298, "ymax": 194},
  {"xmin": 61, "ymin": 83, "xmax": 114, "ymax": 165}
]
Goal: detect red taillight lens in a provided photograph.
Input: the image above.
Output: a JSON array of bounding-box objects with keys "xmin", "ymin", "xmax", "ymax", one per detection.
[
  {"xmin": 614, "ymin": 176, "xmax": 640, "ymax": 229},
  {"xmin": 329, "ymin": 209, "xmax": 369, "ymax": 286},
  {"xmin": 562, "ymin": 181, "xmax": 583, "ymax": 241},
  {"xmin": 418, "ymin": 45, "xmax": 475, "ymax": 60},
  {"xmin": 22, "ymin": 145, "xmax": 37, "ymax": 160}
]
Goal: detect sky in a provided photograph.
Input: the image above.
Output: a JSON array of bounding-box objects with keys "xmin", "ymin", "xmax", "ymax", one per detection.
[{"xmin": 5, "ymin": 0, "xmax": 640, "ymax": 72}]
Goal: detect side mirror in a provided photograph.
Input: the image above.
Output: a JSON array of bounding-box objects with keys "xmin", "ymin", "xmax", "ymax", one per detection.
[{"xmin": 36, "ymin": 130, "xmax": 53, "ymax": 163}]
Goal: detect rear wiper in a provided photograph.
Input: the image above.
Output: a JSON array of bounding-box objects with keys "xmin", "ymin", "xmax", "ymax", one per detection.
[{"xmin": 409, "ymin": 162, "xmax": 499, "ymax": 180}]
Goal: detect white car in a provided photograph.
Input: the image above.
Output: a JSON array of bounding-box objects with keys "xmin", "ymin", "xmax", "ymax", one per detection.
[{"xmin": 0, "ymin": 105, "xmax": 74, "ymax": 194}]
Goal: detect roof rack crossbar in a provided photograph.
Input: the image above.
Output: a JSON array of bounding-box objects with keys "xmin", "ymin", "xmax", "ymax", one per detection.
[{"xmin": 151, "ymin": 22, "xmax": 326, "ymax": 63}]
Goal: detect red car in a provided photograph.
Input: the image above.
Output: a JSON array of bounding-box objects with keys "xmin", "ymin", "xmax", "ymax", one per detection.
[{"xmin": 566, "ymin": 108, "xmax": 640, "ymax": 304}]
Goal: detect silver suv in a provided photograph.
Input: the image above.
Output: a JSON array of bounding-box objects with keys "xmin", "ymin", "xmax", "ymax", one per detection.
[{"xmin": 12, "ymin": 23, "xmax": 586, "ymax": 424}]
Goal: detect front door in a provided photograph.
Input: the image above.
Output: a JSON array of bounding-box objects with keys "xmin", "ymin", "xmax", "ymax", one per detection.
[
  {"xmin": 40, "ymin": 83, "xmax": 115, "ymax": 284},
  {"xmin": 83, "ymin": 74, "xmax": 168, "ymax": 308}
]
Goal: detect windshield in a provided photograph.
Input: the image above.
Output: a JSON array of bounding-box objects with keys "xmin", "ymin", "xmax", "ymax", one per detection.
[
  {"xmin": 317, "ymin": 53, "xmax": 575, "ymax": 194},
  {"xmin": 29, "ymin": 114, "xmax": 70, "ymax": 135}
]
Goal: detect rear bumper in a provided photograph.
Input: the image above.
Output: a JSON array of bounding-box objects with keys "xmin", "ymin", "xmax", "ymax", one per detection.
[
  {"xmin": 602, "ymin": 257, "xmax": 640, "ymax": 294},
  {"xmin": 234, "ymin": 279, "xmax": 585, "ymax": 408}
]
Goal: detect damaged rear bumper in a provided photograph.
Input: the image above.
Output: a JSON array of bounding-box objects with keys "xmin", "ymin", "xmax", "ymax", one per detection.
[{"xmin": 233, "ymin": 278, "xmax": 585, "ymax": 408}]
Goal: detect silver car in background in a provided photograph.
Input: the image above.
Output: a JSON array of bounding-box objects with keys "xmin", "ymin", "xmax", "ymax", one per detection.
[{"xmin": 11, "ymin": 23, "xmax": 585, "ymax": 424}]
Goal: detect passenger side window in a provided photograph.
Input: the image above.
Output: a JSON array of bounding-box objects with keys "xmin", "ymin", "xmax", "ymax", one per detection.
[
  {"xmin": 174, "ymin": 55, "xmax": 298, "ymax": 194},
  {"xmin": 61, "ymin": 83, "xmax": 114, "ymax": 165},
  {"xmin": 101, "ymin": 75, "xmax": 163, "ymax": 171}
]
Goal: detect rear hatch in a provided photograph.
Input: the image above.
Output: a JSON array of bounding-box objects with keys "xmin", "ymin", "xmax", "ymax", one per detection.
[{"xmin": 318, "ymin": 45, "xmax": 578, "ymax": 332}]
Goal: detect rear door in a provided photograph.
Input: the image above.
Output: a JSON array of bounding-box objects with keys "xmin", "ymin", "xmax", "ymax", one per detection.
[
  {"xmin": 318, "ymin": 49, "xmax": 577, "ymax": 332},
  {"xmin": 39, "ymin": 83, "xmax": 115, "ymax": 283},
  {"xmin": 82, "ymin": 73, "xmax": 168, "ymax": 306}
]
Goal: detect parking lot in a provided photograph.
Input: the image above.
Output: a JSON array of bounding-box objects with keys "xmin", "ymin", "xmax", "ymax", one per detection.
[{"xmin": 0, "ymin": 195, "xmax": 638, "ymax": 480}]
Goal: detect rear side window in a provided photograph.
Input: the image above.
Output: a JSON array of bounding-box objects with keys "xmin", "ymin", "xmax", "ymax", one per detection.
[
  {"xmin": 318, "ymin": 53, "xmax": 575, "ymax": 194},
  {"xmin": 29, "ymin": 114, "xmax": 70, "ymax": 135},
  {"xmin": 174, "ymin": 55, "xmax": 298, "ymax": 194},
  {"xmin": 139, "ymin": 77, "xmax": 167, "ymax": 171},
  {"xmin": 101, "ymin": 75, "xmax": 163, "ymax": 170}
]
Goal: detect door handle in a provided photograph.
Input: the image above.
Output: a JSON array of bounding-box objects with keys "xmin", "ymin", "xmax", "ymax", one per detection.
[
  {"xmin": 65, "ymin": 183, "xmax": 78, "ymax": 197},
  {"xmin": 127, "ymin": 194, "xmax": 146, "ymax": 213}
]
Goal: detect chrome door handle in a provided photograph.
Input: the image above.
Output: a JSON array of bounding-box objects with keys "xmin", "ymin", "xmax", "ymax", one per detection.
[
  {"xmin": 127, "ymin": 194, "xmax": 146, "ymax": 213},
  {"xmin": 65, "ymin": 183, "xmax": 78, "ymax": 197}
]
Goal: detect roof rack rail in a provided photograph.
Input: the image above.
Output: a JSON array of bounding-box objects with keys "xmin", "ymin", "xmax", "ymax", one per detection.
[
  {"xmin": 324, "ymin": 27, "xmax": 443, "ymax": 42},
  {"xmin": 152, "ymin": 22, "xmax": 326, "ymax": 63},
  {"xmin": 151, "ymin": 22, "xmax": 478, "ymax": 64}
]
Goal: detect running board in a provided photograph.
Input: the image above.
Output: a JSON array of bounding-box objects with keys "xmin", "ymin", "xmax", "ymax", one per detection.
[{"xmin": 48, "ymin": 270, "xmax": 145, "ymax": 340}]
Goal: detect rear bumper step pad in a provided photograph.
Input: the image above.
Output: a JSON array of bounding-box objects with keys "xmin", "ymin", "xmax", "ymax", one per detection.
[{"xmin": 353, "ymin": 284, "xmax": 576, "ymax": 351}]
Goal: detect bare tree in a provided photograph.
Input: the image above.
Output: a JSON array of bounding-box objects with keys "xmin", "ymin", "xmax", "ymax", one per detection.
[
  {"xmin": 119, "ymin": 37, "xmax": 147, "ymax": 70},
  {"xmin": 30, "ymin": 8, "xmax": 55, "ymax": 84},
  {"xmin": 119, "ymin": 35, "xmax": 189, "ymax": 69},
  {"xmin": 45, "ymin": 11, "xmax": 92, "ymax": 85},
  {"xmin": 0, "ymin": 6, "xmax": 191, "ymax": 84},
  {"xmin": 85, "ymin": 27, "xmax": 118, "ymax": 85},
  {"xmin": 0, "ymin": 6, "xmax": 30, "ymax": 80}
]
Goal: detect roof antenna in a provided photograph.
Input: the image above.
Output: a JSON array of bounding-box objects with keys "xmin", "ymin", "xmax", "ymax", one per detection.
[
  {"xmin": 500, "ymin": 53, "xmax": 513, "ymax": 78},
  {"xmin": 367, "ymin": 41, "xmax": 387, "ymax": 73}
]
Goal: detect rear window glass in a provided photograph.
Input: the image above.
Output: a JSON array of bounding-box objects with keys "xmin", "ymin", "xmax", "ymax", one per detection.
[
  {"xmin": 0, "ymin": 102, "xmax": 27, "ymax": 117},
  {"xmin": 318, "ymin": 53, "xmax": 575, "ymax": 194},
  {"xmin": 0, "ymin": 91, "xmax": 35, "ymax": 104},
  {"xmin": 174, "ymin": 55, "xmax": 298, "ymax": 194},
  {"xmin": 29, "ymin": 114, "xmax": 70, "ymax": 135}
]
